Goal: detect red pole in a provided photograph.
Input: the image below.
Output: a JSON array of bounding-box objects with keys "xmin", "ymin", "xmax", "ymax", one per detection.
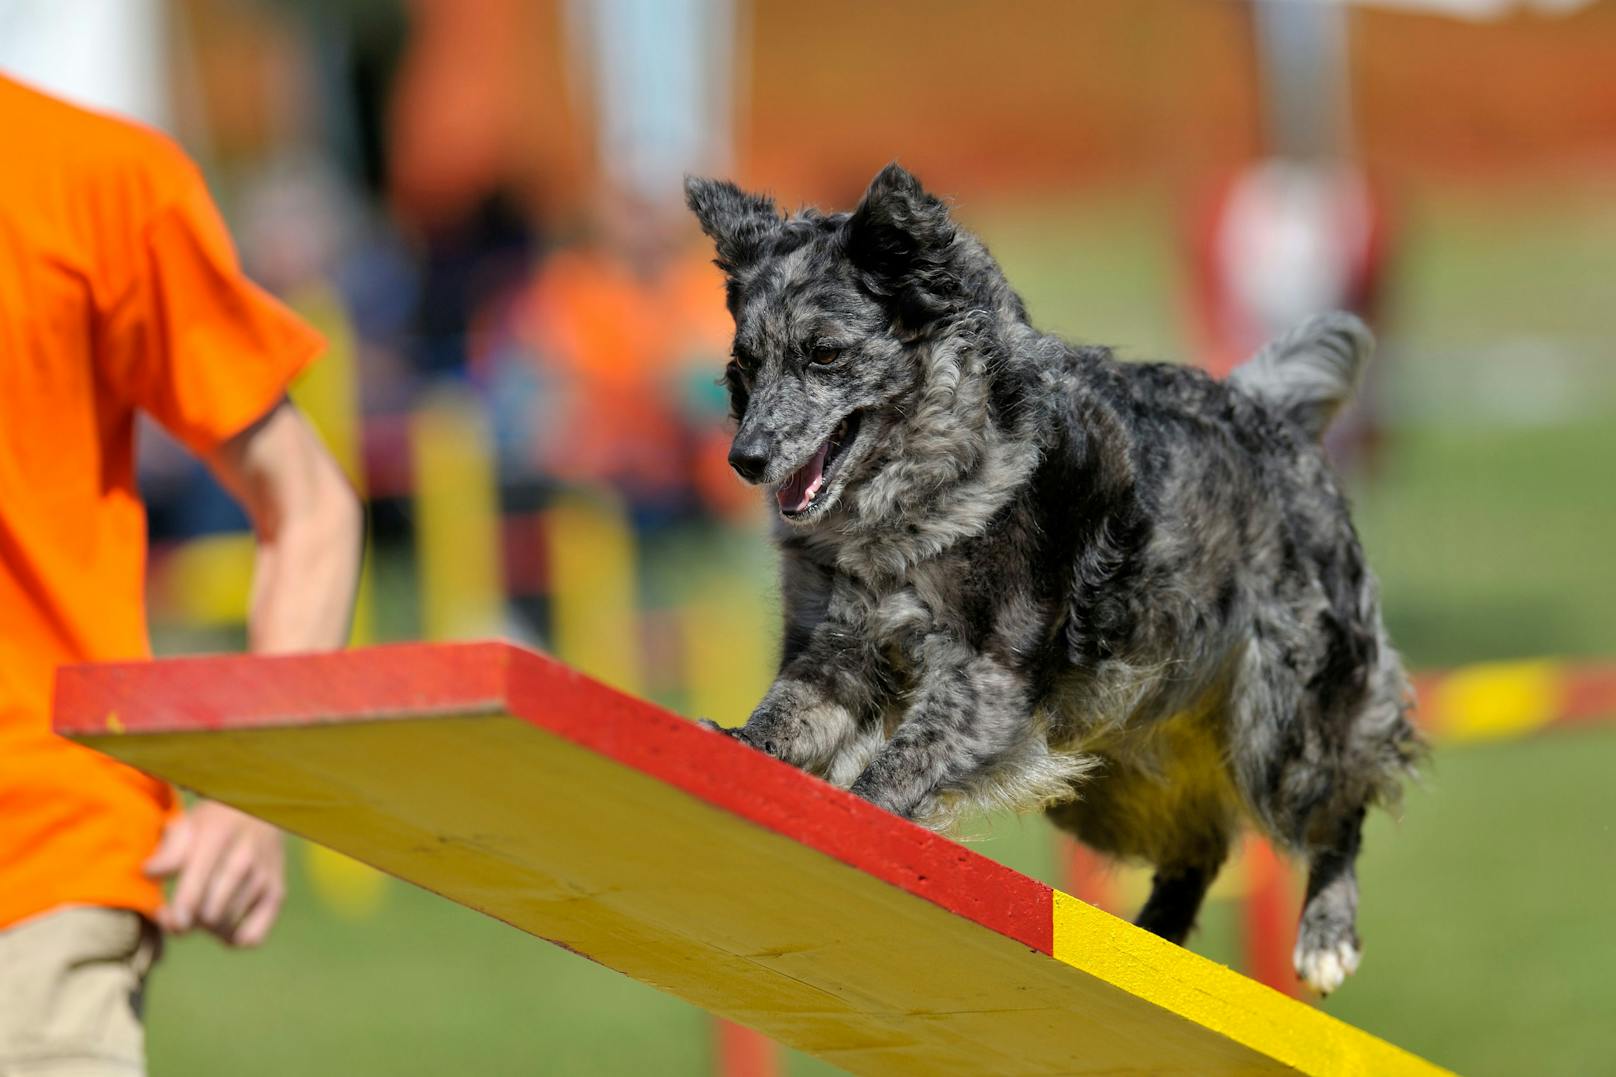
[
  {"xmin": 1242, "ymin": 836, "xmax": 1301, "ymax": 997},
  {"xmin": 1062, "ymin": 836, "xmax": 1115, "ymax": 913},
  {"xmin": 715, "ymin": 1021, "xmax": 779, "ymax": 1077}
]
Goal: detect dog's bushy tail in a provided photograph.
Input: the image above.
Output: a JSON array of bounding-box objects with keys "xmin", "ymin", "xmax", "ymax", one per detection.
[{"xmin": 1229, "ymin": 312, "xmax": 1374, "ymax": 440}]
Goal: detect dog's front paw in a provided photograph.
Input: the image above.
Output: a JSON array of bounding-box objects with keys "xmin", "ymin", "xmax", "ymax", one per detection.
[
  {"xmin": 1293, "ymin": 924, "xmax": 1362, "ymax": 995},
  {"xmin": 698, "ymin": 719, "xmax": 762, "ymax": 752},
  {"xmin": 848, "ymin": 773, "xmax": 915, "ymax": 820},
  {"xmin": 697, "ymin": 719, "xmax": 781, "ymax": 756}
]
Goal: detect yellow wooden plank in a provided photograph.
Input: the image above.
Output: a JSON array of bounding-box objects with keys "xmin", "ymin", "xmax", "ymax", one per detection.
[
  {"xmin": 58, "ymin": 645, "xmax": 1448, "ymax": 1076},
  {"xmin": 1052, "ymin": 893, "xmax": 1439, "ymax": 1076},
  {"xmin": 72, "ymin": 713, "xmax": 1443, "ymax": 1076}
]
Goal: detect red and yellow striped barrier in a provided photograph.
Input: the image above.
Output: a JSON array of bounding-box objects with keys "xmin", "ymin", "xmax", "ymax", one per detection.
[{"xmin": 1413, "ymin": 659, "xmax": 1616, "ymax": 743}]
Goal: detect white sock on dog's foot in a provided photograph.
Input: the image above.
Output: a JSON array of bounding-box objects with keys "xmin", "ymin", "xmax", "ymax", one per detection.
[{"xmin": 1293, "ymin": 935, "xmax": 1361, "ymax": 995}]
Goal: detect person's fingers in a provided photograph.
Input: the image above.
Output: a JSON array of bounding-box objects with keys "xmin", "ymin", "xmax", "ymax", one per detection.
[
  {"xmin": 166, "ymin": 815, "xmax": 235, "ymax": 933},
  {"xmin": 214, "ymin": 850, "xmax": 277, "ymax": 943},
  {"xmin": 142, "ymin": 814, "xmax": 193, "ymax": 878},
  {"xmin": 197, "ymin": 837, "xmax": 257, "ymax": 931},
  {"xmin": 229, "ymin": 872, "xmax": 285, "ymax": 948},
  {"xmin": 146, "ymin": 815, "xmax": 196, "ymax": 933},
  {"xmin": 147, "ymin": 803, "xmax": 286, "ymax": 944},
  {"xmin": 217, "ymin": 871, "xmax": 261, "ymax": 941}
]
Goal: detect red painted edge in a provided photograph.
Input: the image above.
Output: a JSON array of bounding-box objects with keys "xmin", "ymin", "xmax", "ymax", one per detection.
[
  {"xmin": 54, "ymin": 641, "xmax": 513, "ymax": 734},
  {"xmin": 53, "ymin": 641, "xmax": 1055, "ymax": 955}
]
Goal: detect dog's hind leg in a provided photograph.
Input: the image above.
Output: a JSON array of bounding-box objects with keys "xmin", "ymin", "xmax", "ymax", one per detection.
[
  {"xmin": 1134, "ymin": 863, "xmax": 1220, "ymax": 944},
  {"xmin": 1053, "ymin": 810, "xmax": 1231, "ymax": 945},
  {"xmin": 1047, "ymin": 718, "xmax": 1237, "ymax": 944},
  {"xmin": 1228, "ymin": 630, "xmax": 1401, "ymax": 994},
  {"xmin": 1293, "ymin": 805, "xmax": 1365, "ymax": 995}
]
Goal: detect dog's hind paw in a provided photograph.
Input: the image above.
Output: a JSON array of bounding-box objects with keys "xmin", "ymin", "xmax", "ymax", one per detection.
[{"xmin": 1292, "ymin": 934, "xmax": 1361, "ymax": 996}]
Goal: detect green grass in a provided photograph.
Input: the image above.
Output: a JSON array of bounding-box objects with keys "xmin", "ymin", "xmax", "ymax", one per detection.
[
  {"xmin": 1330, "ymin": 727, "xmax": 1616, "ymax": 1077},
  {"xmin": 148, "ymin": 874, "xmax": 710, "ymax": 1075},
  {"xmin": 145, "ymin": 185, "xmax": 1616, "ymax": 1074},
  {"xmin": 1354, "ymin": 420, "xmax": 1616, "ymax": 667}
]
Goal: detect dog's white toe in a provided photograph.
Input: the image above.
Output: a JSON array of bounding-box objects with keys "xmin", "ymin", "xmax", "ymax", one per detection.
[{"xmin": 1293, "ymin": 936, "xmax": 1361, "ymax": 995}]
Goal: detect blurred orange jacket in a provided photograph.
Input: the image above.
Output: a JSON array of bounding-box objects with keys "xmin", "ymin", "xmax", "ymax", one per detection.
[
  {"xmin": 0, "ymin": 76, "xmax": 323, "ymax": 929},
  {"xmin": 516, "ymin": 247, "xmax": 732, "ymax": 500}
]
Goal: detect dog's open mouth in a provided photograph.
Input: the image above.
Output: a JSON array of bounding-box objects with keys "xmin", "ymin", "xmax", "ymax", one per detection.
[{"xmin": 777, "ymin": 412, "xmax": 861, "ymax": 517}]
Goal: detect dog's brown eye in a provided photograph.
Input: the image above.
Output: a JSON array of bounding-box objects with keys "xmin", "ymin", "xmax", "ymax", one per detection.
[{"xmin": 810, "ymin": 347, "xmax": 840, "ymax": 366}]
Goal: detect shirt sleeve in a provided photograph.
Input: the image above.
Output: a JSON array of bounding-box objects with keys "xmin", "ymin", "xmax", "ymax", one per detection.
[{"xmin": 95, "ymin": 146, "xmax": 325, "ymax": 456}]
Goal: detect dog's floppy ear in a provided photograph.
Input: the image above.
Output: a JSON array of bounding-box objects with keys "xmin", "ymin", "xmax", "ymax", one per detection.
[
  {"xmin": 846, "ymin": 163, "xmax": 961, "ymax": 328},
  {"xmin": 685, "ymin": 176, "xmax": 781, "ymax": 274}
]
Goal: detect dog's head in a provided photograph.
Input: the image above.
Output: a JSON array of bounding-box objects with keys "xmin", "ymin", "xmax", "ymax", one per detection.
[{"xmin": 686, "ymin": 164, "xmax": 978, "ymax": 527}]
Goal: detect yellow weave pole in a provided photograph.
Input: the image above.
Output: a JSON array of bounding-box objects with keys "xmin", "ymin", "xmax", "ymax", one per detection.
[
  {"xmin": 153, "ymin": 285, "xmax": 374, "ymax": 638},
  {"xmin": 288, "ymin": 282, "xmax": 375, "ymax": 646},
  {"xmin": 681, "ymin": 566, "xmax": 773, "ymax": 729},
  {"xmin": 680, "ymin": 564, "xmax": 781, "ymax": 1076},
  {"xmin": 410, "ymin": 387, "xmax": 506, "ymax": 642},
  {"xmin": 545, "ymin": 491, "xmax": 642, "ymax": 694},
  {"xmin": 152, "ymin": 533, "xmax": 256, "ymax": 627},
  {"xmin": 287, "ymin": 283, "xmax": 388, "ymax": 918}
]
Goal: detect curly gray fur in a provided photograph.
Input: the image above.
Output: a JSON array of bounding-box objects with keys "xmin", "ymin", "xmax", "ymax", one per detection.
[{"xmin": 1229, "ymin": 311, "xmax": 1373, "ymax": 439}]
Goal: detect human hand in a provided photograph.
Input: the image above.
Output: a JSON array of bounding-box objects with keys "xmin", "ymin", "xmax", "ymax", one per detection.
[{"xmin": 143, "ymin": 800, "xmax": 286, "ymax": 947}]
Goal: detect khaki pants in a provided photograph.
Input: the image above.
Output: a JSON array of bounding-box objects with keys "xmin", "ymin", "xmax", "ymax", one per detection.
[{"xmin": 0, "ymin": 908, "xmax": 159, "ymax": 1077}]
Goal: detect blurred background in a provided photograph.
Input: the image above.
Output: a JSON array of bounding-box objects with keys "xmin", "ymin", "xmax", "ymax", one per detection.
[{"xmin": 4, "ymin": 0, "xmax": 1615, "ymax": 1073}]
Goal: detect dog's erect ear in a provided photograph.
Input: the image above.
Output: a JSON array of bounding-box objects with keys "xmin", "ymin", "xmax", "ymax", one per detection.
[
  {"xmin": 846, "ymin": 163, "xmax": 960, "ymax": 328},
  {"xmin": 685, "ymin": 176, "xmax": 781, "ymax": 274}
]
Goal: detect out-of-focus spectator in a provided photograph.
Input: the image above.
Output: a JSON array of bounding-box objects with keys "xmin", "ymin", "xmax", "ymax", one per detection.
[{"xmin": 480, "ymin": 188, "xmax": 745, "ymax": 522}]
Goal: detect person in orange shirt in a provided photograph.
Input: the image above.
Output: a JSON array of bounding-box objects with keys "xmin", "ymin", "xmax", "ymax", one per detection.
[{"xmin": 0, "ymin": 75, "xmax": 362, "ymax": 1074}]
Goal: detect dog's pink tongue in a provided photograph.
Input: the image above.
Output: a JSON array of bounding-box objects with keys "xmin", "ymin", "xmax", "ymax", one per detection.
[{"xmin": 777, "ymin": 442, "xmax": 830, "ymax": 513}]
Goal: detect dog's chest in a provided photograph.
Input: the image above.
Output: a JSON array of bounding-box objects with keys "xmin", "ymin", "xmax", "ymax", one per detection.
[{"xmin": 832, "ymin": 561, "xmax": 971, "ymax": 668}]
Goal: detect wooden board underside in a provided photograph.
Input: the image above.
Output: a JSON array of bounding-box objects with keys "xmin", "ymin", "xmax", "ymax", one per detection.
[{"xmin": 56, "ymin": 643, "xmax": 1446, "ymax": 1077}]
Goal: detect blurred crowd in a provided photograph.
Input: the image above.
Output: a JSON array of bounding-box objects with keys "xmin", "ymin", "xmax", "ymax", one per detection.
[
  {"xmin": 5, "ymin": 0, "xmax": 1611, "ymax": 563},
  {"xmin": 9, "ymin": 0, "xmax": 755, "ymax": 550}
]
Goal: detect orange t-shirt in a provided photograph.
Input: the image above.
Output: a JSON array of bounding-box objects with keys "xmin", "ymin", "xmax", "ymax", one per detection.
[{"xmin": 0, "ymin": 76, "xmax": 324, "ymax": 929}]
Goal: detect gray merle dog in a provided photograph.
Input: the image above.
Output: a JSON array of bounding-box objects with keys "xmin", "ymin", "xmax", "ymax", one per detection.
[{"xmin": 685, "ymin": 163, "xmax": 1421, "ymax": 994}]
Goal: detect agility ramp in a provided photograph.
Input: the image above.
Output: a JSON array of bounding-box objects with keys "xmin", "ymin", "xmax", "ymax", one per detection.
[{"xmin": 55, "ymin": 642, "xmax": 1445, "ymax": 1076}]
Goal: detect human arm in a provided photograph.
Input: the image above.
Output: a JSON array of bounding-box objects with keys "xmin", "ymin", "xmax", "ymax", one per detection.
[
  {"xmin": 144, "ymin": 399, "xmax": 362, "ymax": 946},
  {"xmin": 205, "ymin": 399, "xmax": 362, "ymax": 657}
]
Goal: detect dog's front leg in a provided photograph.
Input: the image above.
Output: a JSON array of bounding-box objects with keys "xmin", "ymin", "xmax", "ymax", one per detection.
[
  {"xmin": 725, "ymin": 627, "xmax": 879, "ymax": 775},
  {"xmin": 848, "ymin": 638, "xmax": 1028, "ymax": 820}
]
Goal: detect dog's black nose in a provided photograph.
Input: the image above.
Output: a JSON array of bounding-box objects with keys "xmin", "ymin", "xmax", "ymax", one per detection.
[{"xmin": 728, "ymin": 432, "xmax": 771, "ymax": 482}]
